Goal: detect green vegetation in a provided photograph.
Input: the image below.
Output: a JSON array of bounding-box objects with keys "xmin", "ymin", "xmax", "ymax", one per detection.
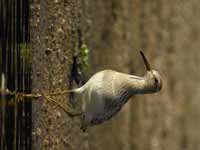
[
  {"xmin": 77, "ymin": 44, "xmax": 90, "ymax": 76},
  {"xmin": 19, "ymin": 43, "xmax": 31, "ymax": 65}
]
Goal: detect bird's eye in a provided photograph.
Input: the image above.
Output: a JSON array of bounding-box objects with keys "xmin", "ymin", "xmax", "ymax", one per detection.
[{"xmin": 154, "ymin": 78, "xmax": 158, "ymax": 84}]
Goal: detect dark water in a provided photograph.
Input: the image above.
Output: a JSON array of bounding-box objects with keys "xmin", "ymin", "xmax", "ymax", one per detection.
[{"xmin": 0, "ymin": 0, "xmax": 31, "ymax": 150}]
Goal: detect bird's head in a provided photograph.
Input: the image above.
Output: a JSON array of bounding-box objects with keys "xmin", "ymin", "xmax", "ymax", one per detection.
[{"xmin": 140, "ymin": 51, "xmax": 162, "ymax": 93}]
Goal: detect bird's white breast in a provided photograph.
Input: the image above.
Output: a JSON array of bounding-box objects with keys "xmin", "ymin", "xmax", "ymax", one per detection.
[{"xmin": 81, "ymin": 70, "xmax": 131, "ymax": 126}]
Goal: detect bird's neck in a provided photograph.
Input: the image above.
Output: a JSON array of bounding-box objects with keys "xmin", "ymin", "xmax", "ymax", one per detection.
[{"xmin": 127, "ymin": 75, "xmax": 152, "ymax": 95}]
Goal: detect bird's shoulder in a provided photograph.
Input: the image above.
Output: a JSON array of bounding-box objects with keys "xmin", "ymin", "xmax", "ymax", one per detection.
[{"xmin": 92, "ymin": 69, "xmax": 124, "ymax": 77}]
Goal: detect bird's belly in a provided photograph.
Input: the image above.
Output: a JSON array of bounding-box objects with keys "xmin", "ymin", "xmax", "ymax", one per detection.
[{"xmin": 90, "ymin": 104, "xmax": 122, "ymax": 125}]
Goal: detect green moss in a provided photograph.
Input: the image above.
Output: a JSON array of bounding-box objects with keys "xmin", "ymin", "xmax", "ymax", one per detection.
[
  {"xmin": 19, "ymin": 43, "xmax": 32, "ymax": 69},
  {"xmin": 19, "ymin": 43, "xmax": 30, "ymax": 60},
  {"xmin": 77, "ymin": 44, "xmax": 90, "ymax": 76}
]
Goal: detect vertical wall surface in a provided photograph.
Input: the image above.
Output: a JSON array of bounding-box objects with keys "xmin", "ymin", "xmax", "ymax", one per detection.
[{"xmin": 30, "ymin": 0, "xmax": 87, "ymax": 149}]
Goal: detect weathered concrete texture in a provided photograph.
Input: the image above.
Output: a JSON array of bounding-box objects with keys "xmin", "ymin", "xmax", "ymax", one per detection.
[{"xmin": 30, "ymin": 0, "xmax": 87, "ymax": 149}]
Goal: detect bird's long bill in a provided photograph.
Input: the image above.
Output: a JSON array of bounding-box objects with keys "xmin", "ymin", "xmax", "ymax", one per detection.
[{"xmin": 140, "ymin": 51, "xmax": 151, "ymax": 71}]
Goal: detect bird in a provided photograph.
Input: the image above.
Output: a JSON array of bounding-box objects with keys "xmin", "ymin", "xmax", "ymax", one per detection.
[
  {"xmin": 0, "ymin": 51, "xmax": 162, "ymax": 132},
  {"xmin": 66, "ymin": 51, "xmax": 162, "ymax": 131}
]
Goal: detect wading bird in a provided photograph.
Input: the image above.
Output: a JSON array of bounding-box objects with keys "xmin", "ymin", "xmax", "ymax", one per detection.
[
  {"xmin": 0, "ymin": 51, "xmax": 162, "ymax": 132},
  {"xmin": 68, "ymin": 51, "xmax": 162, "ymax": 131}
]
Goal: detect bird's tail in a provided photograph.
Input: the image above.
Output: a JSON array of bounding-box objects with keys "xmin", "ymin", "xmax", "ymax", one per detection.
[
  {"xmin": 48, "ymin": 86, "xmax": 83, "ymax": 96},
  {"xmin": 67, "ymin": 87, "xmax": 84, "ymax": 107}
]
